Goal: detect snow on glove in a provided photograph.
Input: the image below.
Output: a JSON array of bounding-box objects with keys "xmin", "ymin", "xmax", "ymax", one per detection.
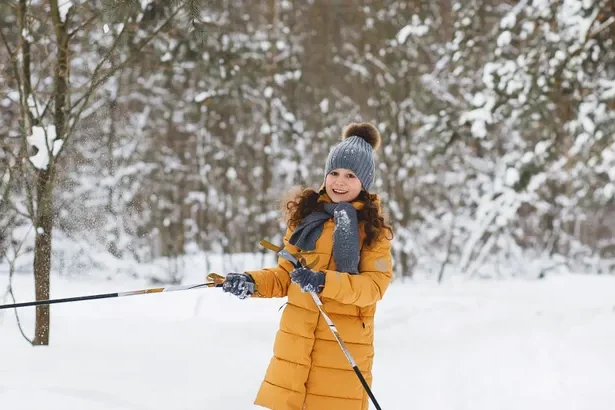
[
  {"xmin": 290, "ymin": 266, "xmax": 325, "ymax": 293},
  {"xmin": 222, "ymin": 273, "xmax": 255, "ymax": 299}
]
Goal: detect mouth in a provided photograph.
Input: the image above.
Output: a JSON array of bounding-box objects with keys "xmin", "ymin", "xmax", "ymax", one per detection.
[{"xmin": 332, "ymin": 188, "xmax": 348, "ymax": 195}]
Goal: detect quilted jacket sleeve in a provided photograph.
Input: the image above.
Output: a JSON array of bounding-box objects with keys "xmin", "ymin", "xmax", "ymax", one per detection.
[
  {"xmin": 319, "ymin": 230, "xmax": 393, "ymax": 307},
  {"xmin": 245, "ymin": 227, "xmax": 296, "ymax": 298}
]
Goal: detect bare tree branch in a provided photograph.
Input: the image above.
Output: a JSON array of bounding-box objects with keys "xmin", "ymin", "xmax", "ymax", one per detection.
[
  {"xmin": 68, "ymin": 13, "xmax": 101, "ymax": 39},
  {"xmin": 67, "ymin": 7, "xmax": 182, "ymax": 143},
  {"xmin": 0, "ymin": 225, "xmax": 34, "ymax": 345}
]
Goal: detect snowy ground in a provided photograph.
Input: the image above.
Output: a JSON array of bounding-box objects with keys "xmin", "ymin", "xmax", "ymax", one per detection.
[{"xmin": 1, "ymin": 271, "xmax": 614, "ymax": 410}]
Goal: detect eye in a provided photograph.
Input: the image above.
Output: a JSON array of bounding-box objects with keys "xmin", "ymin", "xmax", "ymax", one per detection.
[
  {"xmin": 330, "ymin": 171, "xmax": 339, "ymax": 176},
  {"xmin": 347, "ymin": 174, "xmax": 356, "ymax": 178}
]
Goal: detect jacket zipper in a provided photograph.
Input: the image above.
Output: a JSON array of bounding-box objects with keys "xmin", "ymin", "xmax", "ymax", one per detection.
[{"xmin": 357, "ymin": 306, "xmax": 365, "ymax": 328}]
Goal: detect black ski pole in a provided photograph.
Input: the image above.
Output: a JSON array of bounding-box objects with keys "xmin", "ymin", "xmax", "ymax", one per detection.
[{"xmin": 0, "ymin": 273, "xmax": 228, "ymax": 310}]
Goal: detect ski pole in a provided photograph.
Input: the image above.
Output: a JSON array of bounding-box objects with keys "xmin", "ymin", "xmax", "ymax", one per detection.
[
  {"xmin": 0, "ymin": 273, "xmax": 227, "ymax": 310},
  {"xmin": 259, "ymin": 240, "xmax": 384, "ymax": 410}
]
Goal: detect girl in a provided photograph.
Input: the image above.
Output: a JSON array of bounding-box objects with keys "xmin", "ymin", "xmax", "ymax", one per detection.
[{"xmin": 222, "ymin": 122, "xmax": 394, "ymax": 410}]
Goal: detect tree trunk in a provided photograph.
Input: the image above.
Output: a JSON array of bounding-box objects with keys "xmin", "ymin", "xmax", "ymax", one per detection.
[
  {"xmin": 32, "ymin": 0, "xmax": 69, "ymax": 346},
  {"xmin": 32, "ymin": 169, "xmax": 54, "ymax": 345}
]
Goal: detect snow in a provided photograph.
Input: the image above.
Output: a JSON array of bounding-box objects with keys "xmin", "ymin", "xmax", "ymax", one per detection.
[
  {"xmin": 604, "ymin": 183, "xmax": 615, "ymax": 198},
  {"xmin": 333, "ymin": 208, "xmax": 351, "ymax": 234},
  {"xmin": 1, "ymin": 268, "xmax": 614, "ymax": 410},
  {"xmin": 226, "ymin": 167, "xmax": 237, "ymax": 180},
  {"xmin": 27, "ymin": 95, "xmax": 41, "ymax": 117},
  {"xmin": 58, "ymin": 0, "xmax": 73, "ymax": 22},
  {"xmin": 396, "ymin": 18, "xmax": 429, "ymax": 45},
  {"xmin": 557, "ymin": 0, "xmax": 599, "ymax": 41},
  {"xmin": 195, "ymin": 91, "xmax": 214, "ymax": 102},
  {"xmin": 459, "ymin": 93, "xmax": 496, "ymax": 139},
  {"xmin": 534, "ymin": 140, "xmax": 551, "ymax": 156},
  {"xmin": 497, "ymin": 31, "xmax": 512, "ymax": 48},
  {"xmin": 27, "ymin": 126, "xmax": 64, "ymax": 170},
  {"xmin": 319, "ymin": 98, "xmax": 329, "ymax": 114},
  {"xmin": 599, "ymin": 79, "xmax": 615, "ymax": 100},
  {"xmin": 505, "ymin": 167, "xmax": 520, "ymax": 186},
  {"xmin": 500, "ymin": 13, "xmax": 517, "ymax": 30},
  {"xmin": 569, "ymin": 132, "xmax": 590, "ymax": 156}
]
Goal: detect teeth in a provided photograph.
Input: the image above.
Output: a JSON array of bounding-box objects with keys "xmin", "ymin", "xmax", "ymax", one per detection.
[{"xmin": 333, "ymin": 189, "xmax": 348, "ymax": 194}]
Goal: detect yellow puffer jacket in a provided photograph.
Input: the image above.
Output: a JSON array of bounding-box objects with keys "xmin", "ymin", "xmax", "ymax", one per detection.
[{"xmin": 246, "ymin": 194, "xmax": 393, "ymax": 410}]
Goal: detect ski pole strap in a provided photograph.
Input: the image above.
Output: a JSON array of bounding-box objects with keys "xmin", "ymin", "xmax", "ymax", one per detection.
[
  {"xmin": 259, "ymin": 240, "xmax": 282, "ymax": 253},
  {"xmin": 260, "ymin": 240, "xmax": 298, "ymax": 267},
  {"xmin": 259, "ymin": 240, "xmax": 320, "ymax": 269}
]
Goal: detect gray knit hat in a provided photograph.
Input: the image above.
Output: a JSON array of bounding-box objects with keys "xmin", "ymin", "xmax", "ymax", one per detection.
[{"xmin": 324, "ymin": 123, "xmax": 382, "ymax": 192}]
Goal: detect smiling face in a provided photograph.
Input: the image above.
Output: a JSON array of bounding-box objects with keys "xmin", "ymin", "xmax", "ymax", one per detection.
[{"xmin": 324, "ymin": 168, "xmax": 363, "ymax": 203}]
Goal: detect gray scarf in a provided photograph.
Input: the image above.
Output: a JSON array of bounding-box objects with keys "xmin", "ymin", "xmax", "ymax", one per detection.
[{"xmin": 288, "ymin": 202, "xmax": 360, "ymax": 274}]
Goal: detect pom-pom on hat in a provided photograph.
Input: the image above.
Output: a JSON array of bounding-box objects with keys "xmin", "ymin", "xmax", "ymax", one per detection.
[{"xmin": 323, "ymin": 122, "xmax": 382, "ymax": 192}]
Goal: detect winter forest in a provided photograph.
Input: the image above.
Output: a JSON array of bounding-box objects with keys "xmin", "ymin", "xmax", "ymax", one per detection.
[{"xmin": 1, "ymin": 1, "xmax": 615, "ymax": 409}]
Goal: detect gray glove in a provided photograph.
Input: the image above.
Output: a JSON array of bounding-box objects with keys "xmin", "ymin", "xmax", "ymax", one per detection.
[
  {"xmin": 290, "ymin": 267, "xmax": 325, "ymax": 293},
  {"xmin": 222, "ymin": 273, "xmax": 255, "ymax": 299}
]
